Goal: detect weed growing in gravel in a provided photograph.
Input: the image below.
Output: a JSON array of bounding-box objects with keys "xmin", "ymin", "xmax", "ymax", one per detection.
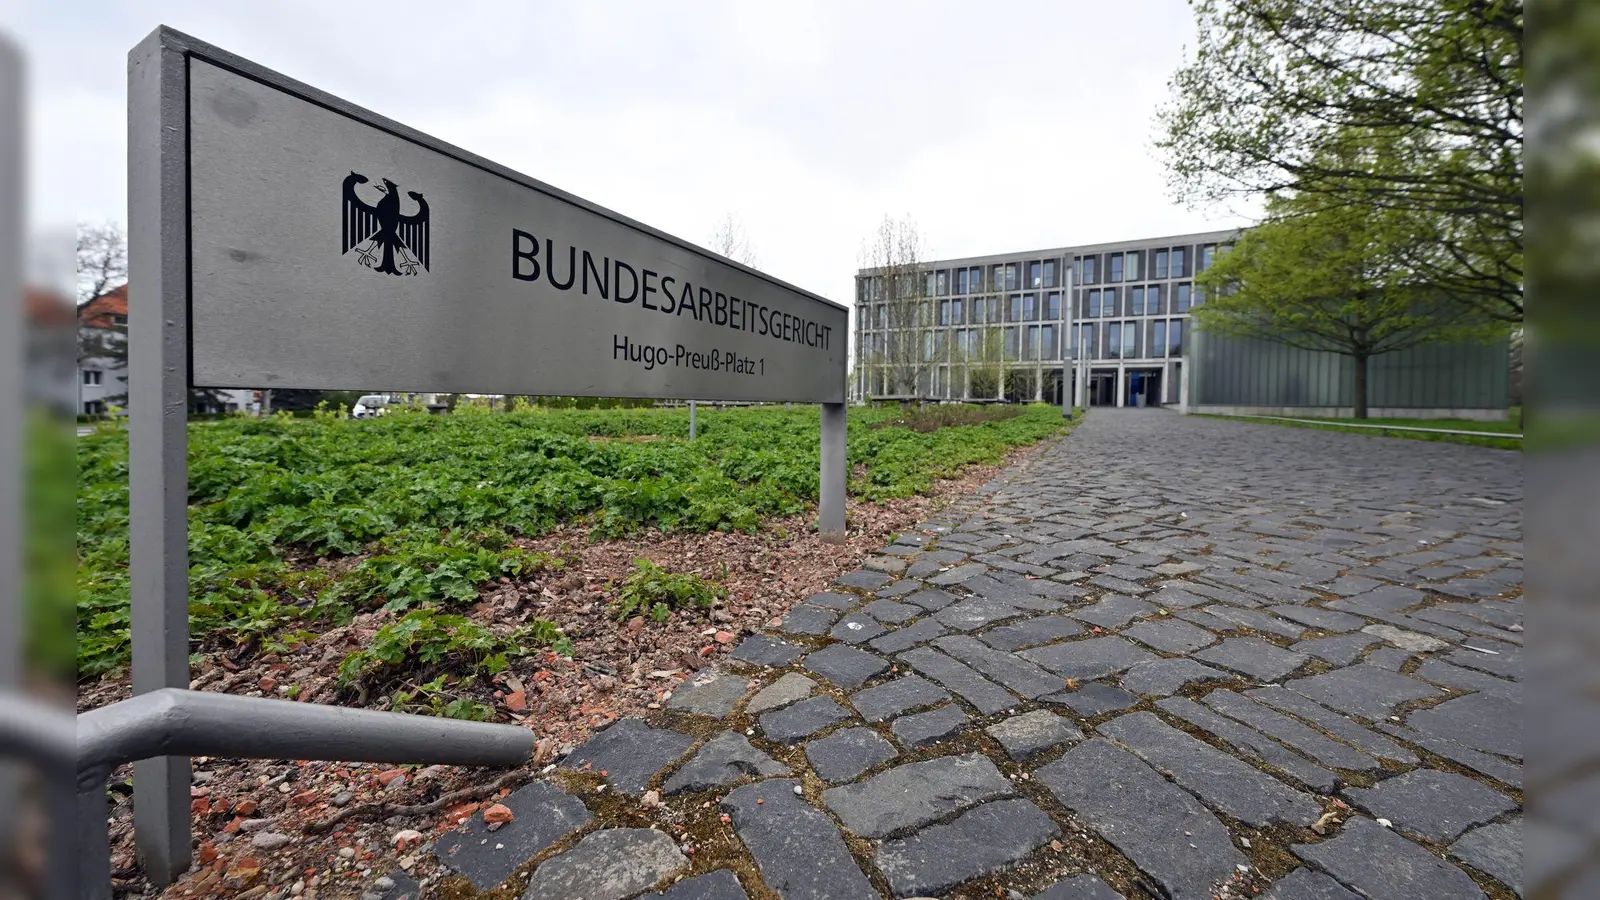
[{"xmin": 612, "ymin": 559, "xmax": 726, "ymax": 622}]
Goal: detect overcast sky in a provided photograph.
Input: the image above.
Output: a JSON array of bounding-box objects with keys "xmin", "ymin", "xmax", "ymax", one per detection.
[{"xmin": 13, "ymin": 0, "xmax": 1251, "ymax": 309}]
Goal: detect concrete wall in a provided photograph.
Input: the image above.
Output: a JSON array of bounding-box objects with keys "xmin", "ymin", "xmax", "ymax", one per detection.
[{"xmin": 1189, "ymin": 330, "xmax": 1510, "ymax": 414}]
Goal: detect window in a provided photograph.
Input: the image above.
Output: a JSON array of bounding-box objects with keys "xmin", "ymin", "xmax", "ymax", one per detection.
[
  {"xmin": 922, "ymin": 331, "xmax": 937, "ymax": 361},
  {"xmin": 1171, "ymin": 247, "xmax": 1187, "ymax": 277},
  {"xmin": 951, "ymin": 297, "xmax": 964, "ymax": 325},
  {"xmin": 1168, "ymin": 318, "xmax": 1185, "ymax": 356},
  {"xmin": 1022, "ymin": 294, "xmax": 1038, "ymax": 320},
  {"xmin": 1125, "ymin": 251, "xmax": 1142, "ymax": 282},
  {"xmin": 1174, "ymin": 283, "xmax": 1192, "ymax": 312},
  {"xmin": 970, "ymin": 266, "xmax": 983, "ymax": 291},
  {"xmin": 1028, "ymin": 261, "xmax": 1043, "ymax": 288},
  {"xmin": 1004, "ymin": 326, "xmax": 1019, "ymax": 358},
  {"xmin": 1041, "ymin": 324, "xmax": 1057, "ymax": 358},
  {"xmin": 83, "ymin": 369, "xmax": 102, "ymax": 386},
  {"xmin": 955, "ymin": 268, "xmax": 968, "ymax": 294},
  {"xmin": 1153, "ymin": 249, "xmax": 1169, "ymax": 279},
  {"xmin": 84, "ymin": 400, "xmax": 104, "ymax": 416},
  {"xmin": 1069, "ymin": 324, "xmax": 1081, "ymax": 359},
  {"xmin": 1008, "ymin": 294, "xmax": 1023, "ymax": 322},
  {"xmin": 936, "ymin": 270, "xmax": 950, "ymax": 296},
  {"xmin": 876, "ymin": 303, "xmax": 887, "ymax": 328},
  {"xmin": 1102, "ymin": 286, "xmax": 1119, "ymax": 316},
  {"xmin": 1129, "ymin": 286, "xmax": 1145, "ymax": 315},
  {"xmin": 1045, "ymin": 292, "xmax": 1061, "ymax": 319},
  {"xmin": 1198, "ymin": 244, "xmax": 1216, "ymax": 273},
  {"xmin": 1023, "ymin": 325, "xmax": 1039, "ymax": 360},
  {"xmin": 938, "ymin": 299, "xmax": 951, "ymax": 325},
  {"xmin": 1087, "ymin": 290, "xmax": 1101, "ymax": 318},
  {"xmin": 1122, "ymin": 321, "xmax": 1137, "ymax": 358},
  {"xmin": 1108, "ymin": 253, "xmax": 1124, "ymax": 283},
  {"xmin": 1081, "ymin": 255, "xmax": 1097, "ymax": 284},
  {"xmin": 1004, "ymin": 263, "xmax": 1019, "ymax": 290},
  {"xmin": 1072, "ymin": 258, "xmax": 1082, "ymax": 284},
  {"xmin": 111, "ymin": 314, "xmax": 128, "ymax": 326},
  {"xmin": 1192, "ymin": 284, "xmax": 1205, "ymax": 307},
  {"xmin": 1043, "ymin": 260, "xmax": 1058, "ymax": 288},
  {"xmin": 1146, "ymin": 283, "xmax": 1163, "ymax": 314},
  {"xmin": 971, "ymin": 297, "xmax": 987, "ymax": 324},
  {"xmin": 1106, "ymin": 322, "xmax": 1122, "ymax": 359},
  {"xmin": 1150, "ymin": 320, "xmax": 1167, "ymax": 357},
  {"xmin": 926, "ymin": 272, "xmax": 937, "ymax": 296}
]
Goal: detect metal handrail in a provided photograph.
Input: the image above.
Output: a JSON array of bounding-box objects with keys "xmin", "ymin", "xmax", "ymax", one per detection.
[
  {"xmin": 1225, "ymin": 413, "xmax": 1521, "ymax": 440},
  {"xmin": 68, "ymin": 688, "xmax": 536, "ymax": 900}
]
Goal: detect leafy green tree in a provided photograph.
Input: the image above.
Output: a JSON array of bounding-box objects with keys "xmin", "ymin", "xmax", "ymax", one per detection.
[
  {"xmin": 1195, "ymin": 170, "xmax": 1503, "ymax": 418},
  {"xmin": 1159, "ymin": 0, "xmax": 1523, "ymax": 323}
]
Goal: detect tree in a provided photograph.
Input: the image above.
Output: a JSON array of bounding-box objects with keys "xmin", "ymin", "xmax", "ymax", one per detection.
[
  {"xmin": 709, "ymin": 213, "xmax": 759, "ymax": 268},
  {"xmin": 860, "ymin": 215, "xmax": 940, "ymax": 397},
  {"xmin": 1195, "ymin": 170, "xmax": 1503, "ymax": 418},
  {"xmin": 76, "ymin": 221, "xmax": 232, "ymax": 414},
  {"xmin": 1158, "ymin": 0, "xmax": 1523, "ymax": 323},
  {"xmin": 77, "ymin": 223, "xmax": 131, "ymax": 407}
]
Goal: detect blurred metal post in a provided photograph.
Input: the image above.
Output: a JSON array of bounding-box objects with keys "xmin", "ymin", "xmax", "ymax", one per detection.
[
  {"xmin": 0, "ymin": 29, "xmax": 22, "ymax": 878},
  {"xmin": 689, "ymin": 400, "xmax": 697, "ymax": 439},
  {"xmin": 126, "ymin": 29, "xmax": 193, "ymax": 885},
  {"xmin": 818, "ymin": 402, "xmax": 846, "ymax": 541}
]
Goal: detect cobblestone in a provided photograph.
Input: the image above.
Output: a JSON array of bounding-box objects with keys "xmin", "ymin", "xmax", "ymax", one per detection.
[
  {"xmin": 1038, "ymin": 739, "xmax": 1247, "ymax": 900},
  {"xmin": 821, "ymin": 753, "xmax": 1014, "ymax": 838},
  {"xmin": 874, "ymin": 798, "xmax": 1060, "ymax": 898},
  {"xmin": 889, "ymin": 704, "xmax": 971, "ymax": 748},
  {"xmin": 487, "ymin": 411, "xmax": 1521, "ymax": 900}
]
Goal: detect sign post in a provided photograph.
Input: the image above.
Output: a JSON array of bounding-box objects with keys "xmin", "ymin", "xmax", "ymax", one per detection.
[{"xmin": 127, "ymin": 26, "xmax": 848, "ymax": 883}]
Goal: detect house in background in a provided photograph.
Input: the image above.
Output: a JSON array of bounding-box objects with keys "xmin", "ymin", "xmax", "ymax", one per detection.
[{"xmin": 77, "ymin": 285, "xmax": 256, "ymax": 416}]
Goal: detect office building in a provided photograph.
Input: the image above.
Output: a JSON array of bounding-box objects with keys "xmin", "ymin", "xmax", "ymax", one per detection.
[{"xmin": 853, "ymin": 228, "xmax": 1509, "ymax": 418}]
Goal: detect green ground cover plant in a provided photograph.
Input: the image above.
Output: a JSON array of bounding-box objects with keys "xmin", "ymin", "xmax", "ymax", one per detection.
[{"xmin": 76, "ymin": 403, "xmax": 1067, "ymax": 680}]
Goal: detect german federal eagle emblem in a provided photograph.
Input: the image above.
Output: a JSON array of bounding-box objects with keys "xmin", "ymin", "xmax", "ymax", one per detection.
[{"xmin": 342, "ymin": 171, "xmax": 430, "ymax": 276}]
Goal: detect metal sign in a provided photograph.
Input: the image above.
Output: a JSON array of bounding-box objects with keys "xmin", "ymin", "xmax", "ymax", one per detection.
[
  {"xmin": 128, "ymin": 28, "xmax": 850, "ymax": 888},
  {"xmin": 186, "ymin": 58, "xmax": 846, "ymax": 403}
]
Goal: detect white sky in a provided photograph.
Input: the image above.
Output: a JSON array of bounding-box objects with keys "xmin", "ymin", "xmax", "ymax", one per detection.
[{"xmin": 11, "ymin": 0, "xmax": 1252, "ymax": 310}]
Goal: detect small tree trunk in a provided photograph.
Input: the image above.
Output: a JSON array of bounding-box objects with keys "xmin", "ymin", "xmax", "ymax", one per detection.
[{"xmin": 1352, "ymin": 354, "xmax": 1370, "ymax": 420}]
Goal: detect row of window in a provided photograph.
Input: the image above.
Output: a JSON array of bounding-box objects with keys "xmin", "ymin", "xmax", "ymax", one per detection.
[
  {"xmin": 1068, "ymin": 319, "xmax": 1187, "ymax": 360},
  {"xmin": 858, "ymin": 242, "xmax": 1231, "ymax": 304},
  {"xmin": 1081, "ymin": 283, "xmax": 1201, "ymax": 317},
  {"xmin": 860, "ymin": 318, "xmax": 1188, "ymax": 363},
  {"xmin": 857, "ymin": 292, "xmax": 1068, "ymax": 330},
  {"xmin": 863, "ymin": 324, "xmax": 1063, "ymax": 362}
]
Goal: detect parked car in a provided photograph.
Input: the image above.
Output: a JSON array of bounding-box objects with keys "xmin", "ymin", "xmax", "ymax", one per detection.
[{"xmin": 351, "ymin": 394, "xmax": 395, "ymax": 418}]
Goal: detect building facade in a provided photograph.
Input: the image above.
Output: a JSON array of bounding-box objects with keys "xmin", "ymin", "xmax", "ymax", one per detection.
[
  {"xmin": 854, "ymin": 229, "xmax": 1238, "ymax": 409},
  {"xmin": 77, "ymin": 286, "xmax": 257, "ymax": 416}
]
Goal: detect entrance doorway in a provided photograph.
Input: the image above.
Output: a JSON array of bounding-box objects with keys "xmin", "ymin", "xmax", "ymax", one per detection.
[
  {"xmin": 1125, "ymin": 368, "xmax": 1163, "ymax": 408},
  {"xmin": 1089, "ymin": 370, "xmax": 1117, "ymax": 406}
]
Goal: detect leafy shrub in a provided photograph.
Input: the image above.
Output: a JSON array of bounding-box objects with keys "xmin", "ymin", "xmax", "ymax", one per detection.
[
  {"xmin": 336, "ymin": 607, "xmax": 572, "ymax": 688},
  {"xmin": 612, "ymin": 559, "xmax": 726, "ymax": 622},
  {"xmin": 75, "ymin": 404, "xmax": 1065, "ymax": 676}
]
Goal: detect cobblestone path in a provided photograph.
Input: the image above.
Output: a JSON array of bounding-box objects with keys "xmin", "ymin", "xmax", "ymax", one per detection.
[{"xmin": 382, "ymin": 409, "xmax": 1523, "ymax": 900}]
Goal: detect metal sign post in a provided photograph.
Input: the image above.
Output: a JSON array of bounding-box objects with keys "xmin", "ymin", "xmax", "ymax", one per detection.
[{"xmin": 127, "ymin": 26, "xmax": 848, "ymax": 883}]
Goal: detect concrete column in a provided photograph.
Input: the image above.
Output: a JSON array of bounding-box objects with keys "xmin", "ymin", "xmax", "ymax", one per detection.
[
  {"xmin": 1179, "ymin": 360, "xmax": 1191, "ymax": 414},
  {"xmin": 818, "ymin": 402, "xmax": 847, "ymax": 542},
  {"xmin": 1115, "ymin": 367, "xmax": 1126, "ymax": 408}
]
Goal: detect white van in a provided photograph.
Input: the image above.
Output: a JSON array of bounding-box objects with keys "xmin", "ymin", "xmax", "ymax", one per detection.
[{"xmin": 351, "ymin": 394, "xmax": 394, "ymax": 419}]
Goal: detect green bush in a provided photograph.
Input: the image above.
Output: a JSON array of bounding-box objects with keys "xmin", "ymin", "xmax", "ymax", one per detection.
[
  {"xmin": 75, "ymin": 404, "xmax": 1066, "ymax": 677},
  {"xmin": 335, "ymin": 607, "xmax": 571, "ymax": 688},
  {"xmin": 612, "ymin": 559, "xmax": 726, "ymax": 622}
]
